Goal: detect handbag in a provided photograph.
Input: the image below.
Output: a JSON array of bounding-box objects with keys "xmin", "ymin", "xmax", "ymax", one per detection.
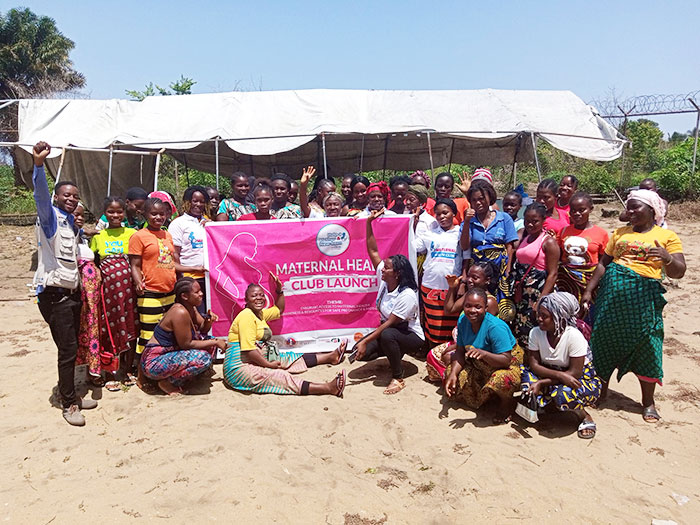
[
  {"xmin": 515, "ymin": 391, "xmax": 539, "ymax": 423},
  {"xmin": 512, "ymin": 263, "xmax": 535, "ymax": 304}
]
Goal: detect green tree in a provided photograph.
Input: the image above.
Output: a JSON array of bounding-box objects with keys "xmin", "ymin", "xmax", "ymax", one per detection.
[
  {"xmin": 0, "ymin": 7, "xmax": 85, "ymax": 183},
  {"xmin": 624, "ymin": 119, "xmax": 664, "ymax": 174},
  {"xmin": 126, "ymin": 75, "xmax": 196, "ymax": 101}
]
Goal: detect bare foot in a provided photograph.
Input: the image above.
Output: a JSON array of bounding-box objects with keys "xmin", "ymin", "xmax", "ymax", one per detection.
[
  {"xmin": 157, "ymin": 379, "xmax": 183, "ymax": 397},
  {"xmin": 333, "ymin": 339, "xmax": 348, "ymax": 365}
]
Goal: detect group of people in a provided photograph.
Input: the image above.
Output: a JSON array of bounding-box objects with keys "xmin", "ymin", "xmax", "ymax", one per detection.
[{"xmin": 32, "ymin": 140, "xmax": 686, "ymax": 440}]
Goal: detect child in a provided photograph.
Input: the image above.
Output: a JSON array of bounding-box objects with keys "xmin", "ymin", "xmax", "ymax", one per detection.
[{"xmin": 502, "ymin": 190, "xmax": 524, "ymax": 233}]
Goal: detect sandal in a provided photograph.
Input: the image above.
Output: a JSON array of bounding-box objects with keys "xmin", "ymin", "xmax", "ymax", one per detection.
[
  {"xmin": 383, "ymin": 378, "xmax": 406, "ymax": 395},
  {"xmin": 577, "ymin": 419, "xmax": 597, "ymax": 439},
  {"xmin": 642, "ymin": 405, "xmax": 661, "ymax": 423},
  {"xmin": 105, "ymin": 380, "xmax": 121, "ymax": 392},
  {"xmin": 335, "ymin": 370, "xmax": 347, "ymax": 398},
  {"xmin": 122, "ymin": 373, "xmax": 137, "ymax": 387},
  {"xmin": 334, "ymin": 339, "xmax": 348, "ymax": 365}
]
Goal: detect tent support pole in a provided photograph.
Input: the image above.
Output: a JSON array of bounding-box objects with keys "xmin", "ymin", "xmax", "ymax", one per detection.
[
  {"xmin": 154, "ymin": 148, "xmax": 164, "ymax": 191},
  {"xmin": 382, "ymin": 137, "xmax": 389, "ymax": 179},
  {"xmin": 321, "ymin": 132, "xmax": 328, "ymax": 179},
  {"xmin": 107, "ymin": 145, "xmax": 114, "ymax": 196},
  {"xmin": 530, "ymin": 132, "xmax": 542, "ymax": 182},
  {"xmin": 447, "ymin": 138, "xmax": 455, "ymax": 174},
  {"xmin": 427, "ymin": 132, "xmax": 435, "ymax": 182},
  {"xmin": 689, "ymin": 98, "xmax": 699, "ymax": 194},
  {"xmin": 215, "ymin": 138, "xmax": 220, "ymax": 191},
  {"xmin": 359, "ymin": 135, "xmax": 365, "ymax": 174}
]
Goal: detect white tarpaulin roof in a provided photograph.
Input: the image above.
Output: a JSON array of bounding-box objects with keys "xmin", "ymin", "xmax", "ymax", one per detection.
[{"xmin": 13, "ymin": 88, "xmax": 623, "ymax": 213}]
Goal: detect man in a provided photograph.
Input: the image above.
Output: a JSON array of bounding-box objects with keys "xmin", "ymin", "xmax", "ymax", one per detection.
[{"xmin": 32, "ymin": 141, "xmax": 98, "ymax": 426}]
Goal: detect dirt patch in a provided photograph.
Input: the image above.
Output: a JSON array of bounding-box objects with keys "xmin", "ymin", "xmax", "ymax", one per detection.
[
  {"xmin": 666, "ymin": 200, "xmax": 700, "ymax": 222},
  {"xmin": 344, "ymin": 513, "xmax": 387, "ymax": 525},
  {"xmin": 7, "ymin": 349, "xmax": 30, "ymax": 357}
]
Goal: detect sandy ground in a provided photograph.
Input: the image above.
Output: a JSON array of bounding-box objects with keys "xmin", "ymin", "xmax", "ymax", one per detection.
[{"xmin": 1, "ymin": 210, "xmax": 699, "ymax": 524}]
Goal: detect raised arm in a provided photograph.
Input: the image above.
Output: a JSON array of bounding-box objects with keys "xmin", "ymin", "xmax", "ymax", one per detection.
[
  {"xmin": 32, "ymin": 141, "xmax": 57, "ymax": 239},
  {"xmin": 298, "ymin": 166, "xmax": 315, "ymax": 218},
  {"xmin": 365, "ymin": 209, "xmax": 384, "ymax": 269},
  {"xmin": 459, "ymin": 208, "xmax": 475, "ymax": 251}
]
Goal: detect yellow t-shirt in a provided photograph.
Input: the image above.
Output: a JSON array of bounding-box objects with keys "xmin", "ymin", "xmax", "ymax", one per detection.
[
  {"xmin": 89, "ymin": 227, "xmax": 136, "ymax": 258},
  {"xmin": 605, "ymin": 225, "xmax": 683, "ymax": 280},
  {"xmin": 228, "ymin": 306, "xmax": 281, "ymax": 351}
]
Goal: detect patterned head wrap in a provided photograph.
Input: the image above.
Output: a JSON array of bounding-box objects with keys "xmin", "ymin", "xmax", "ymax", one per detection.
[
  {"xmin": 148, "ymin": 191, "xmax": 178, "ymax": 215},
  {"xmin": 410, "ymin": 170, "xmax": 430, "ymax": 187},
  {"xmin": 367, "ymin": 181, "xmax": 390, "ymax": 203},
  {"xmin": 538, "ymin": 291, "xmax": 580, "ymax": 337},
  {"xmin": 406, "ymin": 183, "xmax": 430, "ymax": 204},
  {"xmin": 472, "ymin": 168, "xmax": 493, "ymax": 185},
  {"xmin": 626, "ymin": 189, "xmax": 666, "ymax": 226}
]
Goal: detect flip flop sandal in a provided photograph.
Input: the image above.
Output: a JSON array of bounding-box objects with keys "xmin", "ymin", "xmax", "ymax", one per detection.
[
  {"xmin": 383, "ymin": 378, "xmax": 406, "ymax": 395},
  {"xmin": 577, "ymin": 420, "xmax": 597, "ymax": 439},
  {"xmin": 122, "ymin": 373, "xmax": 137, "ymax": 386},
  {"xmin": 642, "ymin": 405, "xmax": 661, "ymax": 423},
  {"xmin": 105, "ymin": 380, "xmax": 121, "ymax": 392},
  {"xmin": 335, "ymin": 370, "xmax": 347, "ymax": 398},
  {"xmin": 335, "ymin": 339, "xmax": 348, "ymax": 365}
]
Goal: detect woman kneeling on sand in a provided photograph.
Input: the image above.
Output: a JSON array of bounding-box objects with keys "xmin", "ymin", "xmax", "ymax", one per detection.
[
  {"xmin": 223, "ymin": 273, "xmax": 347, "ymax": 396},
  {"xmin": 141, "ymin": 277, "xmax": 225, "ymax": 395}
]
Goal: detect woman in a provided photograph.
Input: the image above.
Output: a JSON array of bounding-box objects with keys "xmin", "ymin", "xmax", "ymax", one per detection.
[
  {"xmin": 414, "ymin": 198, "xmax": 462, "ymax": 345},
  {"xmin": 341, "ymin": 174, "xmax": 355, "ymax": 207},
  {"xmin": 128, "ymin": 197, "xmax": 177, "ymax": 386},
  {"xmin": 459, "ymin": 180, "xmax": 518, "ymax": 321},
  {"xmin": 520, "ymin": 292, "xmax": 601, "ymax": 439},
  {"xmin": 426, "ymin": 173, "xmax": 469, "ymax": 224},
  {"xmin": 536, "ymin": 179, "xmax": 569, "ymax": 236},
  {"xmin": 238, "ymin": 184, "xmax": 278, "ymax": 221},
  {"xmin": 298, "ymin": 166, "xmax": 341, "ymax": 218},
  {"xmin": 169, "ymin": 185, "xmax": 210, "ymax": 314},
  {"xmin": 204, "ymin": 187, "xmax": 220, "ymax": 220},
  {"xmin": 510, "ymin": 202, "xmax": 560, "ymax": 347},
  {"xmin": 354, "ymin": 210, "xmax": 425, "ymax": 394},
  {"xmin": 223, "ymin": 273, "xmax": 347, "ymax": 396},
  {"xmin": 556, "ymin": 175, "xmax": 578, "ymax": 216},
  {"xmin": 582, "ymin": 189, "xmax": 685, "ymax": 422},
  {"xmin": 96, "ymin": 186, "xmax": 147, "ymax": 231},
  {"xmin": 90, "ymin": 196, "xmax": 139, "ymax": 389},
  {"xmin": 405, "ymin": 184, "xmax": 437, "ymax": 277},
  {"xmin": 444, "ymin": 288, "xmax": 523, "ymax": 424},
  {"xmin": 269, "ymin": 173, "xmax": 303, "ymax": 219},
  {"xmin": 148, "ymin": 191, "xmax": 178, "ymax": 229},
  {"xmin": 342, "ymin": 175, "xmax": 371, "ymax": 216},
  {"xmin": 557, "ymin": 192, "xmax": 609, "ymax": 309},
  {"xmin": 388, "ymin": 175, "xmax": 412, "ymax": 214},
  {"xmin": 73, "ymin": 203, "xmax": 104, "ymax": 387},
  {"xmin": 426, "ymin": 264, "xmax": 499, "ymax": 383},
  {"xmin": 141, "ymin": 278, "xmax": 223, "ymax": 395},
  {"xmin": 217, "ymin": 172, "xmax": 256, "ymax": 221}
]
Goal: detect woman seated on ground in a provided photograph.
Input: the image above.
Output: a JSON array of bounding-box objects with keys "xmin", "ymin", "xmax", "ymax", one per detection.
[
  {"xmin": 510, "ymin": 202, "xmax": 560, "ymax": 347},
  {"xmin": 536, "ymin": 178, "xmax": 569, "ymax": 237},
  {"xmin": 582, "ymin": 189, "xmax": 685, "ymax": 423},
  {"xmin": 141, "ymin": 277, "xmax": 224, "ymax": 395},
  {"xmin": 298, "ymin": 166, "xmax": 343, "ymax": 218},
  {"xmin": 444, "ymin": 288, "xmax": 523, "ymax": 424},
  {"xmin": 238, "ymin": 184, "xmax": 277, "ymax": 221},
  {"xmin": 520, "ymin": 292, "xmax": 601, "ymax": 439},
  {"xmin": 342, "ymin": 175, "xmax": 371, "ymax": 216},
  {"xmin": 426, "ymin": 264, "xmax": 499, "ymax": 383},
  {"xmin": 353, "ymin": 210, "xmax": 424, "ymax": 394},
  {"xmin": 223, "ymin": 273, "xmax": 347, "ymax": 396}
]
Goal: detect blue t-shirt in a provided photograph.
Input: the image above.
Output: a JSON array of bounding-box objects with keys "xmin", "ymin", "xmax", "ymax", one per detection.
[
  {"xmin": 467, "ymin": 210, "xmax": 518, "ymax": 249},
  {"xmin": 456, "ymin": 312, "xmax": 516, "ymax": 354}
]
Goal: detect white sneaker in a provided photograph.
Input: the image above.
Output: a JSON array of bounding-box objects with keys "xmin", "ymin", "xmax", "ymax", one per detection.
[{"xmin": 62, "ymin": 404, "xmax": 86, "ymax": 426}]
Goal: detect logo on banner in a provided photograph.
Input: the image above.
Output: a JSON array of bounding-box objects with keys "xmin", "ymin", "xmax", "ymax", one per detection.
[{"xmin": 316, "ymin": 224, "xmax": 350, "ymax": 256}]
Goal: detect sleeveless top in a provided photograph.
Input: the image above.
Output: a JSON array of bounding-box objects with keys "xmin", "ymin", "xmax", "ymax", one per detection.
[{"xmin": 516, "ymin": 231, "xmax": 547, "ymax": 270}]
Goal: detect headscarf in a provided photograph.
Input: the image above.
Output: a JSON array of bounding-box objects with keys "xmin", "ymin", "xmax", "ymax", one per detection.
[
  {"xmin": 406, "ymin": 183, "xmax": 430, "ymax": 204},
  {"xmin": 472, "ymin": 168, "xmax": 493, "ymax": 185},
  {"xmin": 410, "ymin": 170, "xmax": 430, "ymax": 187},
  {"xmin": 626, "ymin": 189, "xmax": 666, "ymax": 226},
  {"xmin": 538, "ymin": 291, "xmax": 580, "ymax": 337},
  {"xmin": 367, "ymin": 181, "xmax": 390, "ymax": 203},
  {"xmin": 149, "ymin": 191, "xmax": 178, "ymax": 215}
]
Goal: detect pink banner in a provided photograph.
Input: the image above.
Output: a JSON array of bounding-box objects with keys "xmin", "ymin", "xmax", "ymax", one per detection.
[{"xmin": 204, "ymin": 216, "xmax": 413, "ymax": 350}]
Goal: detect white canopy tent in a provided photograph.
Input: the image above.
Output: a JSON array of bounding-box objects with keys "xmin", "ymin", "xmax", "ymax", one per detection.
[{"xmin": 9, "ymin": 88, "xmax": 624, "ymax": 213}]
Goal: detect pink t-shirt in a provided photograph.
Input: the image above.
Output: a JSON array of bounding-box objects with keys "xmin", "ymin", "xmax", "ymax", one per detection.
[
  {"xmin": 544, "ymin": 209, "xmax": 570, "ymax": 236},
  {"xmin": 516, "ymin": 231, "xmax": 547, "ymax": 271}
]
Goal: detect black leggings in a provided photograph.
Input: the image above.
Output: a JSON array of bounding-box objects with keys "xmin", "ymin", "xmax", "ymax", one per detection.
[{"xmin": 359, "ymin": 326, "xmax": 424, "ymax": 379}]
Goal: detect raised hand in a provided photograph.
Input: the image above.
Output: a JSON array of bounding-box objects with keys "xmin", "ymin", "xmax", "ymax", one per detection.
[
  {"xmin": 368, "ymin": 209, "xmax": 385, "ymax": 222},
  {"xmin": 269, "ymin": 271, "xmax": 283, "ymax": 293},
  {"xmin": 445, "ymin": 274, "xmax": 461, "ymax": 289},
  {"xmin": 33, "ymin": 141, "xmax": 51, "ymax": 167},
  {"xmin": 300, "ymin": 166, "xmax": 316, "ymax": 187},
  {"xmin": 457, "ymin": 171, "xmax": 472, "ymax": 195}
]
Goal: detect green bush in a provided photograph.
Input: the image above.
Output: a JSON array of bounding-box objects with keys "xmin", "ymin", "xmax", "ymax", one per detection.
[{"xmin": 0, "ymin": 165, "xmax": 38, "ymax": 214}]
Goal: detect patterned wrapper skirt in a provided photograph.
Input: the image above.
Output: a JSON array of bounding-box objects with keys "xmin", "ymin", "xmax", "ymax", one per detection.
[
  {"xmin": 557, "ymin": 264, "xmax": 596, "ymax": 324},
  {"xmin": 136, "ymin": 291, "xmax": 175, "ymax": 354},
  {"xmin": 420, "ymin": 285, "xmax": 460, "ymax": 345},
  {"xmin": 472, "ymin": 244, "xmax": 515, "ymax": 323},
  {"xmin": 510, "ymin": 261, "xmax": 549, "ymax": 348},
  {"xmin": 520, "ymin": 362, "xmax": 602, "ymax": 410},
  {"xmin": 590, "ymin": 262, "xmax": 667, "ymax": 385},
  {"xmin": 223, "ymin": 342, "xmax": 308, "ymax": 395},
  {"xmin": 142, "ymin": 343, "xmax": 212, "ymax": 386},
  {"xmin": 99, "ymin": 255, "xmax": 138, "ymax": 355},
  {"xmin": 445, "ymin": 345, "xmax": 524, "ymax": 409},
  {"xmin": 76, "ymin": 260, "xmax": 103, "ymax": 377}
]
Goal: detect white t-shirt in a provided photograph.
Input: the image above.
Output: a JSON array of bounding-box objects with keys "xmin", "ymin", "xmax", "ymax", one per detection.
[
  {"xmin": 375, "ymin": 261, "xmax": 424, "ymax": 340},
  {"xmin": 415, "ymin": 211, "xmax": 438, "ymax": 238},
  {"xmin": 168, "ymin": 213, "xmax": 206, "ymax": 267},
  {"xmin": 528, "ymin": 325, "xmax": 589, "ymax": 369},
  {"xmin": 413, "ymin": 222, "xmax": 461, "ymax": 290}
]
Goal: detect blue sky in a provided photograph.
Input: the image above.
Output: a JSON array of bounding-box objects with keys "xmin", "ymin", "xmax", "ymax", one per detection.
[{"xmin": 13, "ymin": 1, "xmax": 700, "ymax": 134}]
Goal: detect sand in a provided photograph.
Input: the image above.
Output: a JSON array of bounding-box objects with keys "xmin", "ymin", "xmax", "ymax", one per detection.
[{"xmin": 1, "ymin": 210, "xmax": 699, "ymax": 524}]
